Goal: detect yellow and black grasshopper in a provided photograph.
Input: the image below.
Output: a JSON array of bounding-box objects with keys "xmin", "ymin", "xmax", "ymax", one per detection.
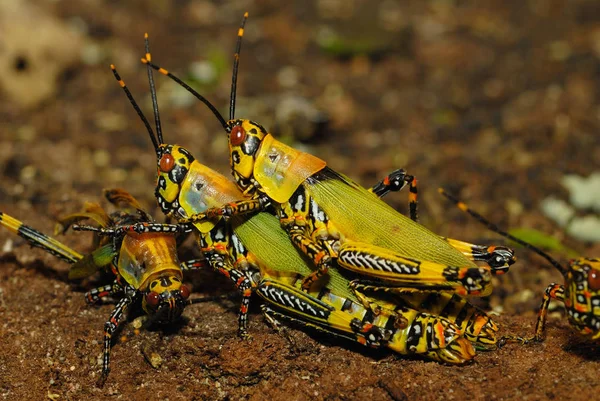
[
  {"xmin": 109, "ymin": 49, "xmax": 498, "ymax": 359},
  {"xmin": 141, "ymin": 14, "xmax": 516, "ymax": 305},
  {"xmin": 439, "ymin": 189, "xmax": 600, "ymax": 344},
  {"xmin": 0, "ymin": 190, "xmax": 207, "ymax": 384}
]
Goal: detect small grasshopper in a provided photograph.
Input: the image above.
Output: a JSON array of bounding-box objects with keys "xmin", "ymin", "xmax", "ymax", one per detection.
[
  {"xmin": 110, "ymin": 52, "xmax": 498, "ymax": 356},
  {"xmin": 141, "ymin": 14, "xmax": 516, "ymax": 304},
  {"xmin": 0, "ymin": 190, "xmax": 207, "ymax": 385},
  {"xmin": 439, "ymin": 188, "xmax": 600, "ymax": 344}
]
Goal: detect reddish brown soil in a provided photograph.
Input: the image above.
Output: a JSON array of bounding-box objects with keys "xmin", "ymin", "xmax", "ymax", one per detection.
[{"xmin": 1, "ymin": 1, "xmax": 599, "ymax": 400}]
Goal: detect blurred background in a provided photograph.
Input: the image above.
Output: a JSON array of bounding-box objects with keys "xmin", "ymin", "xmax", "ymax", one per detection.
[{"xmin": 0, "ymin": 0, "xmax": 599, "ymax": 398}]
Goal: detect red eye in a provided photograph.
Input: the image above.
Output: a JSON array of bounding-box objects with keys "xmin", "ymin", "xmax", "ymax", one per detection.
[
  {"xmin": 230, "ymin": 125, "xmax": 246, "ymax": 146},
  {"xmin": 180, "ymin": 285, "xmax": 190, "ymax": 300},
  {"xmin": 588, "ymin": 270, "xmax": 600, "ymax": 291},
  {"xmin": 146, "ymin": 292, "xmax": 160, "ymax": 307},
  {"xmin": 159, "ymin": 154, "xmax": 175, "ymax": 172}
]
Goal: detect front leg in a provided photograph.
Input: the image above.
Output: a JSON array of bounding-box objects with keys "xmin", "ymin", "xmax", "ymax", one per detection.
[
  {"xmin": 98, "ymin": 287, "xmax": 137, "ymax": 386},
  {"xmin": 85, "ymin": 281, "xmax": 122, "ymax": 304},
  {"xmin": 179, "ymin": 195, "xmax": 271, "ymax": 224},
  {"xmin": 500, "ymin": 283, "xmax": 565, "ymax": 346}
]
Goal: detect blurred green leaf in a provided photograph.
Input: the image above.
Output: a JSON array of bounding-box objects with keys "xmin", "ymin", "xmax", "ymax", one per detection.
[{"xmin": 508, "ymin": 228, "xmax": 580, "ymax": 258}]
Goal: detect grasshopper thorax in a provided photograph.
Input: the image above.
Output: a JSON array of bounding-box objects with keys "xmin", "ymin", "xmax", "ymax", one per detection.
[
  {"xmin": 143, "ymin": 275, "xmax": 191, "ymax": 323},
  {"xmin": 155, "ymin": 144, "xmax": 195, "ymax": 215}
]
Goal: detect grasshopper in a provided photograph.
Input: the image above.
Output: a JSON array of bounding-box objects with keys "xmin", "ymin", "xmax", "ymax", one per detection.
[
  {"xmin": 0, "ymin": 190, "xmax": 208, "ymax": 384},
  {"xmin": 439, "ymin": 188, "xmax": 600, "ymax": 343},
  {"xmin": 141, "ymin": 14, "xmax": 515, "ymax": 303},
  {"xmin": 108, "ymin": 49, "xmax": 499, "ymax": 357}
]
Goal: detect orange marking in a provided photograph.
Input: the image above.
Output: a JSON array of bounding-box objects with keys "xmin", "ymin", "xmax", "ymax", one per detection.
[
  {"xmin": 119, "ymin": 80, "xmax": 125, "ymax": 88},
  {"xmin": 214, "ymin": 244, "xmax": 228, "ymax": 251},
  {"xmin": 110, "ymin": 64, "xmax": 115, "ymax": 70},
  {"xmin": 584, "ymin": 290, "xmax": 591, "ymax": 298},
  {"xmin": 457, "ymin": 202, "xmax": 469, "ymax": 212},
  {"xmin": 357, "ymin": 337, "xmax": 367, "ymax": 345},
  {"xmin": 383, "ymin": 176, "xmax": 390, "ymax": 185},
  {"xmin": 238, "ymin": 28, "xmax": 244, "ymax": 37},
  {"xmin": 409, "ymin": 192, "xmax": 417, "ymax": 202},
  {"xmin": 436, "ymin": 323, "xmax": 446, "ymax": 347},
  {"xmin": 244, "ymin": 11, "xmax": 249, "ymax": 18},
  {"xmin": 575, "ymin": 304, "xmax": 588, "ymax": 313},
  {"xmin": 240, "ymin": 305, "xmax": 248, "ymax": 313},
  {"xmin": 159, "ymin": 67, "xmax": 169, "ymax": 75},
  {"xmin": 145, "ymin": 52, "xmax": 151, "ymax": 62}
]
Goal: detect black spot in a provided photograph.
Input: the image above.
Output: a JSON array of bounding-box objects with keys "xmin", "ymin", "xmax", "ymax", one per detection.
[
  {"xmin": 179, "ymin": 158, "xmax": 186, "ymax": 164},
  {"xmin": 14, "ymin": 55, "xmax": 28, "ymax": 72},
  {"xmin": 232, "ymin": 151, "xmax": 241, "ymax": 164},
  {"xmin": 194, "ymin": 182, "xmax": 204, "ymax": 191},
  {"xmin": 158, "ymin": 176, "xmax": 167, "ymax": 190},
  {"xmin": 170, "ymin": 165, "xmax": 188, "ymax": 184},
  {"xmin": 242, "ymin": 135, "xmax": 260, "ymax": 155}
]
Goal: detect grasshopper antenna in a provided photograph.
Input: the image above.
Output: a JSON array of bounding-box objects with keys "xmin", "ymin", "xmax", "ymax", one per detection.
[
  {"xmin": 230, "ymin": 12, "xmax": 249, "ymax": 120},
  {"xmin": 110, "ymin": 64, "xmax": 160, "ymax": 154},
  {"xmin": 141, "ymin": 55, "xmax": 228, "ymax": 131},
  {"xmin": 438, "ymin": 188, "xmax": 568, "ymax": 276},
  {"xmin": 144, "ymin": 33, "xmax": 163, "ymax": 144}
]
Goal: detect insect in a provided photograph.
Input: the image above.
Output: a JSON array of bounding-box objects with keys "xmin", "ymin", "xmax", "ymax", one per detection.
[
  {"xmin": 438, "ymin": 188, "xmax": 600, "ymax": 344},
  {"xmin": 141, "ymin": 14, "xmax": 516, "ymax": 305},
  {"xmin": 110, "ymin": 47, "xmax": 499, "ymax": 357},
  {"xmin": 0, "ymin": 190, "xmax": 207, "ymax": 385}
]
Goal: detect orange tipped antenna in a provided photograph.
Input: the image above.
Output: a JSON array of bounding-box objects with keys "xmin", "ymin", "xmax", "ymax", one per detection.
[{"xmin": 110, "ymin": 64, "xmax": 160, "ymax": 152}]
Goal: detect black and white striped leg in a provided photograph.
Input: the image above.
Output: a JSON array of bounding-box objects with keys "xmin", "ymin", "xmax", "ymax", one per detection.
[
  {"xmin": 85, "ymin": 282, "xmax": 122, "ymax": 305},
  {"xmin": 98, "ymin": 288, "xmax": 137, "ymax": 387}
]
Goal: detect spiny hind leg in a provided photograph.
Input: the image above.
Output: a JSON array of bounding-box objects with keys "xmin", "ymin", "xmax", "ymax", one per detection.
[
  {"xmin": 442, "ymin": 238, "xmax": 516, "ymax": 275},
  {"xmin": 337, "ymin": 242, "xmax": 493, "ymax": 296},
  {"xmin": 368, "ymin": 169, "xmax": 419, "ymax": 222},
  {"xmin": 500, "ymin": 283, "xmax": 565, "ymax": 346}
]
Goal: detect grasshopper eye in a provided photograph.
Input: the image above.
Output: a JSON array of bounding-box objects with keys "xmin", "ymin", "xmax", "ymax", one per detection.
[
  {"xmin": 146, "ymin": 292, "xmax": 160, "ymax": 307},
  {"xmin": 588, "ymin": 270, "xmax": 600, "ymax": 291},
  {"xmin": 230, "ymin": 125, "xmax": 246, "ymax": 146},
  {"xmin": 180, "ymin": 285, "xmax": 190, "ymax": 299},
  {"xmin": 159, "ymin": 154, "xmax": 175, "ymax": 172}
]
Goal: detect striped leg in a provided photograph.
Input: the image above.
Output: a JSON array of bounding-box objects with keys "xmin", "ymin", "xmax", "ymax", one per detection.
[
  {"xmin": 205, "ymin": 252, "xmax": 253, "ymax": 337},
  {"xmin": 500, "ymin": 283, "xmax": 565, "ymax": 346},
  {"xmin": 0, "ymin": 212, "xmax": 83, "ymax": 264},
  {"xmin": 98, "ymin": 288, "xmax": 137, "ymax": 387},
  {"xmin": 368, "ymin": 169, "xmax": 418, "ymax": 222},
  {"xmin": 287, "ymin": 226, "xmax": 333, "ymax": 290},
  {"xmin": 338, "ymin": 242, "xmax": 493, "ymax": 296},
  {"xmin": 180, "ymin": 258, "xmax": 209, "ymax": 271},
  {"xmin": 85, "ymin": 281, "xmax": 122, "ymax": 304},
  {"xmin": 442, "ymin": 238, "xmax": 516, "ymax": 275}
]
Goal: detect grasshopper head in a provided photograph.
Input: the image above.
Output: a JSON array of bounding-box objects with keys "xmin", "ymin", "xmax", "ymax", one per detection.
[
  {"xmin": 142, "ymin": 275, "xmax": 191, "ymax": 323},
  {"xmin": 226, "ymin": 119, "xmax": 268, "ymax": 191},
  {"xmin": 564, "ymin": 258, "xmax": 600, "ymax": 339},
  {"xmin": 155, "ymin": 144, "xmax": 195, "ymax": 215}
]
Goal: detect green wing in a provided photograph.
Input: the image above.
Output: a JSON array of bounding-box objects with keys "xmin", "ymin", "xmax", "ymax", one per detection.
[
  {"xmin": 68, "ymin": 244, "xmax": 116, "ymax": 280},
  {"xmin": 233, "ymin": 212, "xmax": 358, "ymax": 302},
  {"xmin": 308, "ymin": 170, "xmax": 476, "ymax": 268}
]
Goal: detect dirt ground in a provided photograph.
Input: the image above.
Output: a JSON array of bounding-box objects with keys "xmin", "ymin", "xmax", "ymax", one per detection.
[{"xmin": 1, "ymin": 1, "xmax": 600, "ymax": 400}]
